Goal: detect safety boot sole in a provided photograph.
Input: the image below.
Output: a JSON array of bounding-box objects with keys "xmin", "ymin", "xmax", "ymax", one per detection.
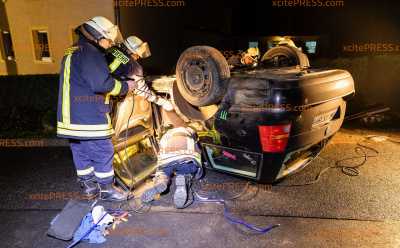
[
  {"xmin": 140, "ymin": 182, "xmax": 168, "ymax": 203},
  {"xmin": 173, "ymin": 175, "xmax": 188, "ymax": 208}
]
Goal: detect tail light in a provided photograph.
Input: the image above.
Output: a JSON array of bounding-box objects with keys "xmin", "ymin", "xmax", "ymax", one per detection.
[{"xmin": 258, "ymin": 124, "xmax": 291, "ymax": 153}]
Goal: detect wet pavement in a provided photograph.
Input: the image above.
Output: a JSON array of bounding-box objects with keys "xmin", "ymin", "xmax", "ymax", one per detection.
[{"xmin": 1, "ymin": 127, "xmax": 400, "ymax": 248}]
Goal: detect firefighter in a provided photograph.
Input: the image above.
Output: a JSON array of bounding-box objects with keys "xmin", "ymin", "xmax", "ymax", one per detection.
[
  {"xmin": 105, "ymin": 35, "xmax": 173, "ymax": 110},
  {"xmin": 57, "ymin": 16, "xmax": 136, "ymax": 201},
  {"xmin": 141, "ymin": 127, "xmax": 203, "ymax": 208}
]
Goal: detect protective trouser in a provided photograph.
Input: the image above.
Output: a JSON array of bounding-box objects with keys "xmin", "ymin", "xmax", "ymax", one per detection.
[
  {"xmin": 69, "ymin": 139, "xmax": 114, "ymax": 184},
  {"xmin": 159, "ymin": 158, "xmax": 200, "ymax": 178}
]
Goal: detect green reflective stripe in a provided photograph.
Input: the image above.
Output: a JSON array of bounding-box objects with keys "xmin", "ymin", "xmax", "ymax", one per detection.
[
  {"xmin": 109, "ymin": 58, "xmax": 122, "ymax": 73},
  {"xmin": 57, "ymin": 122, "xmax": 112, "ymax": 131},
  {"xmin": 62, "ymin": 54, "xmax": 72, "ymax": 124},
  {"xmin": 57, "ymin": 115, "xmax": 114, "ymax": 138},
  {"xmin": 64, "ymin": 46, "xmax": 79, "ymax": 55},
  {"xmin": 197, "ymin": 128, "xmax": 221, "ymax": 145},
  {"xmin": 105, "ymin": 95, "xmax": 111, "ymax": 105},
  {"xmin": 105, "ymin": 80, "xmax": 122, "ymax": 104},
  {"xmin": 110, "ymin": 80, "xmax": 122, "ymax": 95},
  {"xmin": 57, "ymin": 127, "xmax": 114, "ymax": 138},
  {"xmin": 219, "ymin": 110, "xmax": 228, "ymax": 120},
  {"xmin": 58, "ymin": 46, "xmax": 115, "ymax": 138}
]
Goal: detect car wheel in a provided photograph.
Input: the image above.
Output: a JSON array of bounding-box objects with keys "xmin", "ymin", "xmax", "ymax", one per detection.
[
  {"xmin": 261, "ymin": 45, "xmax": 310, "ymax": 68},
  {"xmin": 176, "ymin": 46, "xmax": 230, "ymax": 107}
]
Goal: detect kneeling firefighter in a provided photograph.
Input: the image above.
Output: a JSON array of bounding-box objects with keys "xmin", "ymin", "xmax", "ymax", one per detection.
[
  {"xmin": 141, "ymin": 127, "xmax": 203, "ymax": 208},
  {"xmin": 105, "ymin": 35, "xmax": 173, "ymax": 111},
  {"xmin": 57, "ymin": 17, "xmax": 137, "ymax": 201}
]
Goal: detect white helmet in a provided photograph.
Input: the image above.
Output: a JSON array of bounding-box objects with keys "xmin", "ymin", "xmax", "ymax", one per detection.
[
  {"xmin": 85, "ymin": 16, "xmax": 120, "ymax": 43},
  {"xmin": 124, "ymin": 36, "xmax": 151, "ymax": 58}
]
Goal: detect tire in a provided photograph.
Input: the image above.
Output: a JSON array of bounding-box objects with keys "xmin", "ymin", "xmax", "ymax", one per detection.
[
  {"xmin": 176, "ymin": 46, "xmax": 230, "ymax": 107},
  {"xmin": 261, "ymin": 45, "xmax": 310, "ymax": 68}
]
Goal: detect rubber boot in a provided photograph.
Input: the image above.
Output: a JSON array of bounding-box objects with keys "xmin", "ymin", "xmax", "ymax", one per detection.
[
  {"xmin": 141, "ymin": 171, "xmax": 169, "ymax": 203},
  {"xmin": 98, "ymin": 183, "xmax": 128, "ymax": 202},
  {"xmin": 78, "ymin": 177, "xmax": 99, "ymax": 200}
]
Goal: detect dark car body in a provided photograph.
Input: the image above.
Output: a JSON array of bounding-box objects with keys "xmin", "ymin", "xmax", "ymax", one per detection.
[
  {"xmin": 110, "ymin": 51, "xmax": 355, "ymax": 188},
  {"xmin": 205, "ymin": 67, "xmax": 354, "ymax": 183}
]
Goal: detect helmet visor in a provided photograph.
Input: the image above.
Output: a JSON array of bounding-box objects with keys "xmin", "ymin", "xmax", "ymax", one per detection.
[
  {"xmin": 104, "ymin": 25, "xmax": 123, "ymax": 44},
  {"xmin": 136, "ymin": 42, "xmax": 151, "ymax": 58}
]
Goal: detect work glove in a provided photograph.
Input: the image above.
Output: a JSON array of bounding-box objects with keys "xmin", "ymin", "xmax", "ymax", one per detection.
[{"xmin": 157, "ymin": 98, "xmax": 174, "ymax": 111}]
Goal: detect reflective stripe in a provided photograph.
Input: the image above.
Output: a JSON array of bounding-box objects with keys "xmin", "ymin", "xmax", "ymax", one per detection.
[
  {"xmin": 187, "ymin": 137, "xmax": 195, "ymax": 152},
  {"xmin": 105, "ymin": 80, "xmax": 122, "ymax": 104},
  {"xmin": 57, "ymin": 122, "xmax": 112, "ymax": 131},
  {"xmin": 57, "ymin": 127, "xmax": 114, "ymax": 137},
  {"xmin": 159, "ymin": 149, "xmax": 198, "ymax": 156},
  {"xmin": 57, "ymin": 107, "xmax": 114, "ymax": 138},
  {"xmin": 64, "ymin": 46, "xmax": 79, "ymax": 55},
  {"xmin": 62, "ymin": 54, "xmax": 72, "ymax": 124},
  {"xmin": 58, "ymin": 47, "xmax": 114, "ymax": 139},
  {"xmin": 109, "ymin": 58, "xmax": 122, "ymax": 73},
  {"xmin": 77, "ymin": 167, "xmax": 94, "ymax": 176},
  {"xmin": 110, "ymin": 47, "xmax": 129, "ymax": 64},
  {"xmin": 110, "ymin": 80, "xmax": 122, "ymax": 95},
  {"xmin": 106, "ymin": 113, "xmax": 112, "ymax": 125},
  {"xmin": 95, "ymin": 170, "xmax": 114, "ymax": 179}
]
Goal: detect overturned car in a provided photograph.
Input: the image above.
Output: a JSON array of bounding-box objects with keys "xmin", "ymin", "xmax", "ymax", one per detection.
[{"xmin": 110, "ymin": 45, "xmax": 355, "ymax": 189}]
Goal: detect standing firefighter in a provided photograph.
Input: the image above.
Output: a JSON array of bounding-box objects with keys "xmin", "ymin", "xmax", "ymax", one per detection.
[
  {"xmin": 57, "ymin": 16, "xmax": 136, "ymax": 201},
  {"xmin": 105, "ymin": 35, "xmax": 173, "ymax": 110}
]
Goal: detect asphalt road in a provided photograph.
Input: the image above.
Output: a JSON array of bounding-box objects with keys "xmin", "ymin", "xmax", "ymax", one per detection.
[{"xmin": 1, "ymin": 127, "xmax": 400, "ymax": 248}]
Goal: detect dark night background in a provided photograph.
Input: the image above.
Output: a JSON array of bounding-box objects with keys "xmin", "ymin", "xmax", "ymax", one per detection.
[
  {"xmin": 0, "ymin": 0, "xmax": 399, "ymax": 138},
  {"xmin": 1, "ymin": 2, "xmax": 400, "ymax": 247},
  {"xmin": 118, "ymin": 0, "xmax": 400, "ymax": 71},
  {"xmin": 117, "ymin": 0, "xmax": 400, "ymax": 114}
]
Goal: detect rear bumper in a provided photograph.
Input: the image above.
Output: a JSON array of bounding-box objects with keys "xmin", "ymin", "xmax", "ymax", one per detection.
[
  {"xmin": 207, "ymin": 98, "xmax": 347, "ymax": 184},
  {"xmin": 258, "ymin": 98, "xmax": 346, "ymax": 183},
  {"xmin": 286, "ymin": 98, "xmax": 346, "ymax": 152}
]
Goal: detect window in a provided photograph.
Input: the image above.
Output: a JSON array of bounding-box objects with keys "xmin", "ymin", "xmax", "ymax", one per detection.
[
  {"xmin": 32, "ymin": 29, "xmax": 51, "ymax": 62},
  {"xmin": 2, "ymin": 31, "xmax": 15, "ymax": 60},
  {"xmin": 0, "ymin": 32, "xmax": 3, "ymax": 62},
  {"xmin": 305, "ymin": 40, "xmax": 317, "ymax": 54},
  {"xmin": 248, "ymin": 41, "xmax": 259, "ymax": 48}
]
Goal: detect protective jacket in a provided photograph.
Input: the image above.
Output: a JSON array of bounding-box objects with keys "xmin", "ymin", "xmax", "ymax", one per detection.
[
  {"xmin": 105, "ymin": 46, "xmax": 161, "ymax": 104},
  {"xmin": 157, "ymin": 127, "xmax": 202, "ymax": 167},
  {"xmin": 57, "ymin": 37, "xmax": 129, "ymax": 139}
]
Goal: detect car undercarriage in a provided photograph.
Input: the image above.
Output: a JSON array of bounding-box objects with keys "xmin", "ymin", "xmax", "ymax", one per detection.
[{"xmin": 110, "ymin": 45, "xmax": 355, "ymax": 189}]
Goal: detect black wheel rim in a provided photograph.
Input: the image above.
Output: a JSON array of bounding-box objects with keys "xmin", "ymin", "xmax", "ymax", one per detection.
[{"xmin": 182, "ymin": 58, "xmax": 213, "ymax": 98}]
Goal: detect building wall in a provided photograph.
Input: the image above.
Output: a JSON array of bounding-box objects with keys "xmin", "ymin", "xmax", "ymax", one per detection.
[
  {"xmin": 4, "ymin": 0, "xmax": 115, "ymax": 75},
  {"xmin": 0, "ymin": 35, "xmax": 7, "ymax": 75},
  {"xmin": 0, "ymin": 2, "xmax": 10, "ymax": 75},
  {"xmin": 0, "ymin": 56, "xmax": 6, "ymax": 76}
]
